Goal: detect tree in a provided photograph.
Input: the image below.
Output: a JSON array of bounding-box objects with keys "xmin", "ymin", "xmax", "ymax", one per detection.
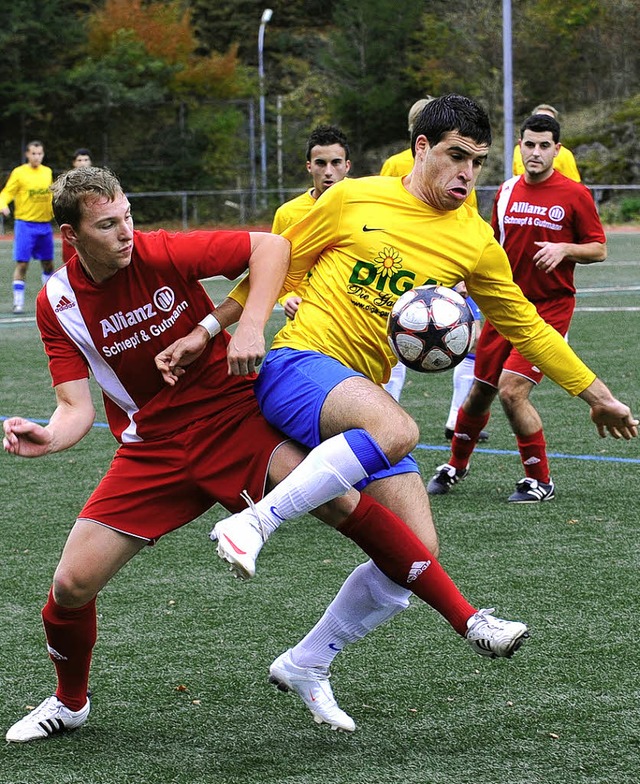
[
  {"xmin": 65, "ymin": 0, "xmax": 253, "ymax": 192},
  {"xmin": 323, "ymin": 0, "xmax": 427, "ymax": 158},
  {"xmin": 0, "ymin": 0, "xmax": 89, "ymax": 166}
]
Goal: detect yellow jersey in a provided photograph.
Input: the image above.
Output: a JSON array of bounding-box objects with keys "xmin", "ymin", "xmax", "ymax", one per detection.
[
  {"xmin": 271, "ymin": 190, "xmax": 316, "ymax": 234},
  {"xmin": 512, "ymin": 144, "xmax": 581, "ymax": 182},
  {"xmin": 230, "ymin": 176, "xmax": 595, "ymax": 394},
  {"xmin": 0, "ymin": 163, "xmax": 53, "ymax": 222},
  {"xmin": 380, "ymin": 148, "xmax": 414, "ymax": 177}
]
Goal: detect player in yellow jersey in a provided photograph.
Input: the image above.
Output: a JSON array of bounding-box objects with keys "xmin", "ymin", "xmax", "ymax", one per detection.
[
  {"xmin": 272, "ymin": 126, "xmax": 351, "ymax": 234},
  {"xmin": 272, "ymin": 125, "xmax": 351, "ymax": 318},
  {"xmin": 157, "ymin": 95, "xmax": 636, "ymax": 732},
  {"xmin": 0, "ymin": 140, "xmax": 55, "ymax": 313},
  {"xmin": 512, "ymin": 104, "xmax": 581, "ymax": 182},
  {"xmin": 380, "ymin": 97, "xmax": 486, "ymax": 441}
]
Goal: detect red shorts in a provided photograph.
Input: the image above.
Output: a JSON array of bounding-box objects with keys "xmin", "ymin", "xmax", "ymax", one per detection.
[
  {"xmin": 474, "ymin": 296, "xmax": 575, "ymax": 387},
  {"xmin": 78, "ymin": 409, "xmax": 287, "ymax": 542}
]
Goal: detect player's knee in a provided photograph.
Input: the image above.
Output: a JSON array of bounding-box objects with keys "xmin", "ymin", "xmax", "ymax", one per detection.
[
  {"xmin": 386, "ymin": 411, "xmax": 419, "ymax": 463},
  {"xmin": 497, "ymin": 379, "xmax": 526, "ymax": 412},
  {"xmin": 464, "ymin": 380, "xmax": 495, "ymax": 414},
  {"xmin": 52, "ymin": 568, "xmax": 98, "ymax": 608}
]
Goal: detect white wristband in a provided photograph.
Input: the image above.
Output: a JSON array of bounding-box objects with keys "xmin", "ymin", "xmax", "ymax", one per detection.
[{"xmin": 198, "ymin": 313, "xmax": 221, "ymax": 340}]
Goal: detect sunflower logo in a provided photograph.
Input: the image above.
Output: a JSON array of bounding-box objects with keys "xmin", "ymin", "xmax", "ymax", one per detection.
[{"xmin": 373, "ymin": 246, "xmax": 403, "ymax": 278}]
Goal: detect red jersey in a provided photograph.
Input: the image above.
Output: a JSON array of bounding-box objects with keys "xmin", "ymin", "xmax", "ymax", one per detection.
[
  {"xmin": 491, "ymin": 171, "xmax": 605, "ymax": 302},
  {"xmin": 37, "ymin": 229, "xmax": 257, "ymax": 443}
]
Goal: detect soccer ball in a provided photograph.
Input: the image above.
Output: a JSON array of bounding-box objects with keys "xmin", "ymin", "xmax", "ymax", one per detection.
[{"xmin": 387, "ymin": 285, "xmax": 474, "ymax": 372}]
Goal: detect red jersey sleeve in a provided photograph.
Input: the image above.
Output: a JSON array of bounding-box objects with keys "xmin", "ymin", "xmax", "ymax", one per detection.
[
  {"xmin": 132, "ymin": 229, "xmax": 252, "ymax": 282},
  {"xmin": 36, "ymin": 287, "xmax": 90, "ymax": 387}
]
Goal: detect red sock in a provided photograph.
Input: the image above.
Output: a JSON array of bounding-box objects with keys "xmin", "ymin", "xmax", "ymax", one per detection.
[
  {"xmin": 450, "ymin": 409, "xmax": 491, "ymax": 471},
  {"xmin": 339, "ymin": 494, "xmax": 476, "ymax": 636},
  {"xmin": 42, "ymin": 588, "xmax": 96, "ymax": 711},
  {"xmin": 516, "ymin": 429, "xmax": 550, "ymax": 482}
]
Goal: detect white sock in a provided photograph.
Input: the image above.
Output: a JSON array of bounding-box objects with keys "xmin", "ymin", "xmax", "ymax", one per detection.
[
  {"xmin": 445, "ymin": 355, "xmax": 476, "ymax": 431},
  {"xmin": 383, "ymin": 362, "xmax": 407, "ymax": 402},
  {"xmin": 291, "ymin": 560, "xmax": 412, "ymax": 669},
  {"xmin": 12, "ymin": 281, "xmax": 25, "ymax": 309},
  {"xmin": 41, "ymin": 270, "xmax": 53, "ymax": 288},
  {"xmin": 250, "ymin": 433, "xmax": 369, "ymax": 535}
]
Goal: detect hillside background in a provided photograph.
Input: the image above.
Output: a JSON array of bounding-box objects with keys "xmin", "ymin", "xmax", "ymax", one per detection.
[{"xmin": 0, "ymin": 0, "xmax": 638, "ymax": 223}]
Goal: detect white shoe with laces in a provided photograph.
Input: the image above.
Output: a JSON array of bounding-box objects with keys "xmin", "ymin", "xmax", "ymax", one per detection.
[
  {"xmin": 210, "ymin": 490, "xmax": 267, "ymax": 580},
  {"xmin": 6, "ymin": 695, "xmax": 90, "ymax": 743},
  {"xmin": 466, "ymin": 608, "xmax": 529, "ymax": 659},
  {"xmin": 269, "ymin": 649, "xmax": 356, "ymax": 732}
]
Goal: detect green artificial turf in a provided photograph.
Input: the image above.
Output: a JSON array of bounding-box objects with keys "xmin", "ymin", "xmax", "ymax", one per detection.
[{"xmin": 0, "ymin": 234, "xmax": 638, "ymax": 784}]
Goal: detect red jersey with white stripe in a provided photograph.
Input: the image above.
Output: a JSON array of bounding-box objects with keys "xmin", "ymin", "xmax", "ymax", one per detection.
[
  {"xmin": 491, "ymin": 171, "xmax": 605, "ymax": 302},
  {"xmin": 37, "ymin": 229, "xmax": 257, "ymax": 443}
]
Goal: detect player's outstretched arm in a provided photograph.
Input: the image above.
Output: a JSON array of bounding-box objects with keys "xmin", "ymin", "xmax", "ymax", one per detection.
[
  {"xmin": 156, "ymin": 232, "xmax": 290, "ymax": 383},
  {"xmin": 3, "ymin": 379, "xmax": 95, "ymax": 458},
  {"xmin": 578, "ymin": 378, "xmax": 638, "ymax": 439}
]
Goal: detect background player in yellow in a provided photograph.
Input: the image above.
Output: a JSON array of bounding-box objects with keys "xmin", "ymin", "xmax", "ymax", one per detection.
[
  {"xmin": 0, "ymin": 140, "xmax": 55, "ymax": 313},
  {"xmin": 156, "ymin": 94, "xmax": 636, "ymax": 732},
  {"xmin": 512, "ymin": 103, "xmax": 581, "ymax": 181},
  {"xmin": 272, "ymin": 125, "xmax": 351, "ymax": 235},
  {"xmin": 272, "ymin": 125, "xmax": 350, "ymax": 319}
]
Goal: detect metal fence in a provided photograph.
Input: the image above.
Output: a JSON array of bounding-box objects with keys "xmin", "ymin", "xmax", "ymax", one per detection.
[{"xmin": 1, "ymin": 184, "xmax": 638, "ymax": 233}]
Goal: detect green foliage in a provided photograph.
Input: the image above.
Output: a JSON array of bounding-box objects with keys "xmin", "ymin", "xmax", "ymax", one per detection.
[
  {"xmin": 0, "ymin": 0, "xmax": 638, "ymax": 196},
  {"xmin": 323, "ymin": 0, "xmax": 426, "ymax": 155}
]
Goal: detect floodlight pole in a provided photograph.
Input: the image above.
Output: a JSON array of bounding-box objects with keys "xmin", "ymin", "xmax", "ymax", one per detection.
[
  {"xmin": 503, "ymin": 0, "xmax": 514, "ymax": 180},
  {"xmin": 258, "ymin": 8, "xmax": 273, "ymax": 209}
]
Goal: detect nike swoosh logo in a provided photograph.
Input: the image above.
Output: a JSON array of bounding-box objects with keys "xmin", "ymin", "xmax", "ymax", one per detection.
[
  {"xmin": 309, "ymin": 691, "xmax": 317, "ymax": 702},
  {"xmin": 222, "ymin": 534, "xmax": 247, "ymax": 555},
  {"xmin": 362, "ymin": 225, "xmax": 385, "ymax": 232},
  {"xmin": 269, "ymin": 506, "xmax": 286, "ymax": 522},
  {"xmin": 328, "ymin": 643, "xmax": 343, "ymax": 652}
]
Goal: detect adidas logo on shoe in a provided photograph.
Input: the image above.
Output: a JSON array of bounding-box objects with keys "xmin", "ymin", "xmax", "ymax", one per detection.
[{"xmin": 407, "ymin": 560, "xmax": 431, "ymax": 583}]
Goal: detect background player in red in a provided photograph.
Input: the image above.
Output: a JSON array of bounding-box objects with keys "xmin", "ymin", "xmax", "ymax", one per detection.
[{"xmin": 429, "ymin": 113, "xmax": 607, "ymax": 502}]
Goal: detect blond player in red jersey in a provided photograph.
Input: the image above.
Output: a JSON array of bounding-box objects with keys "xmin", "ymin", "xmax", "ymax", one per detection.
[
  {"xmin": 156, "ymin": 95, "xmax": 636, "ymax": 733},
  {"xmin": 429, "ymin": 112, "xmax": 606, "ymax": 502},
  {"xmin": 4, "ymin": 165, "xmax": 536, "ymax": 742}
]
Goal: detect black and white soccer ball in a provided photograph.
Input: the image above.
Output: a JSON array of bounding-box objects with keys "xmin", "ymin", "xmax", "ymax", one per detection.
[{"xmin": 387, "ymin": 285, "xmax": 474, "ymax": 373}]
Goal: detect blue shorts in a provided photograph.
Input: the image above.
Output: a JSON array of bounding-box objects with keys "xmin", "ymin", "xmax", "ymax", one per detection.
[
  {"xmin": 466, "ymin": 296, "xmax": 482, "ymax": 361},
  {"xmin": 14, "ymin": 220, "xmax": 54, "ymax": 262},
  {"xmin": 255, "ymin": 347, "xmax": 420, "ymax": 489},
  {"xmin": 467, "ymin": 296, "xmax": 481, "ymax": 321}
]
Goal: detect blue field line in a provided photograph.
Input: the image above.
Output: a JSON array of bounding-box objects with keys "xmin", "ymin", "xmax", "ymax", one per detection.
[
  {"xmin": 415, "ymin": 442, "xmax": 640, "ymax": 464},
  {"xmin": 2, "ymin": 414, "xmax": 639, "ymax": 464},
  {"xmin": 1, "ymin": 415, "xmax": 110, "ymax": 429}
]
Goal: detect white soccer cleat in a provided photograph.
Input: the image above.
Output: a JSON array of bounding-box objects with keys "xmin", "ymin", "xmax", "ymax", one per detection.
[
  {"xmin": 466, "ymin": 608, "xmax": 529, "ymax": 659},
  {"xmin": 268, "ymin": 649, "xmax": 356, "ymax": 732},
  {"xmin": 6, "ymin": 695, "xmax": 90, "ymax": 743},
  {"xmin": 210, "ymin": 491, "xmax": 267, "ymax": 580}
]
